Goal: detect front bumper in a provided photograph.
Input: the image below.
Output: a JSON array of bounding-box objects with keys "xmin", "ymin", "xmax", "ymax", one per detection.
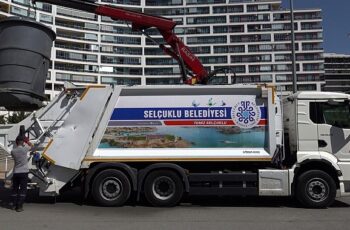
[{"xmin": 339, "ymin": 181, "xmax": 350, "ymax": 197}]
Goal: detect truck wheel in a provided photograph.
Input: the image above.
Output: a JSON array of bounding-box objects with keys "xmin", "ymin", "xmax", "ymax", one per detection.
[
  {"xmin": 91, "ymin": 169, "xmax": 131, "ymax": 207},
  {"xmin": 296, "ymin": 170, "xmax": 336, "ymax": 208},
  {"xmin": 144, "ymin": 170, "xmax": 184, "ymax": 207}
]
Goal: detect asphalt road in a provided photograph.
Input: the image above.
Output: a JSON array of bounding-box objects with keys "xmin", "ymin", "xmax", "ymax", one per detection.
[{"xmin": 1, "ymin": 184, "xmax": 350, "ymax": 230}]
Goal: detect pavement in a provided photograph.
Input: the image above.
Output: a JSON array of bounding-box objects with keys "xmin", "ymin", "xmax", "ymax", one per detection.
[{"xmin": 0, "ymin": 182, "xmax": 350, "ymax": 230}]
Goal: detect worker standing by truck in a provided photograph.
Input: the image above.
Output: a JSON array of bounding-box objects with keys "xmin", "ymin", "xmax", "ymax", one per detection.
[{"xmin": 10, "ymin": 135, "xmax": 32, "ymax": 212}]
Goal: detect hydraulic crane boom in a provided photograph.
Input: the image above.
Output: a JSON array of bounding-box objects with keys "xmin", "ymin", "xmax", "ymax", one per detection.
[{"xmin": 33, "ymin": 0, "xmax": 210, "ymax": 84}]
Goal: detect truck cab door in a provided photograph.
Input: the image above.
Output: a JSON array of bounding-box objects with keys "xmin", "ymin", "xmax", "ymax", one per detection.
[{"xmin": 310, "ymin": 101, "xmax": 350, "ymax": 161}]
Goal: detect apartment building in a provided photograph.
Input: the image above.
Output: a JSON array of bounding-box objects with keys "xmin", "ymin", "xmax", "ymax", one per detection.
[
  {"xmin": 323, "ymin": 53, "xmax": 350, "ymax": 93},
  {"xmin": 0, "ymin": 0, "xmax": 324, "ymax": 99}
]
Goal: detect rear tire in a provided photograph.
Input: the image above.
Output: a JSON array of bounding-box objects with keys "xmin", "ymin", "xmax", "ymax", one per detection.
[
  {"xmin": 296, "ymin": 170, "xmax": 336, "ymax": 208},
  {"xmin": 91, "ymin": 169, "xmax": 131, "ymax": 207},
  {"xmin": 144, "ymin": 170, "xmax": 184, "ymax": 207}
]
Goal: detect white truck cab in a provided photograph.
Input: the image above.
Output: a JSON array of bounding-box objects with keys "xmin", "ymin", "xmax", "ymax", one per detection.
[{"xmin": 283, "ymin": 91, "xmax": 350, "ymax": 206}]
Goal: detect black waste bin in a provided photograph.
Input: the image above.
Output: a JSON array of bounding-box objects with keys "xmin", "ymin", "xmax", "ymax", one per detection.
[{"xmin": 0, "ymin": 17, "xmax": 56, "ymax": 111}]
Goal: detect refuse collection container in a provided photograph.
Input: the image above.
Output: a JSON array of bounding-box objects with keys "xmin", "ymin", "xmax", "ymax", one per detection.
[{"xmin": 0, "ymin": 17, "xmax": 56, "ymax": 111}]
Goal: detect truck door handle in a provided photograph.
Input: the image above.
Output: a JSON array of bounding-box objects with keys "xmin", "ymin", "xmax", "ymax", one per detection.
[{"xmin": 318, "ymin": 140, "xmax": 328, "ymax": 148}]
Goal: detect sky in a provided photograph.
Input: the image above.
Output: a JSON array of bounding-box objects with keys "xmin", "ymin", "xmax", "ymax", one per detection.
[{"xmin": 281, "ymin": 0, "xmax": 350, "ymax": 55}]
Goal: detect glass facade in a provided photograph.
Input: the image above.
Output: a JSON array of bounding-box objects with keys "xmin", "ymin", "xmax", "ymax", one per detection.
[{"xmin": 0, "ymin": 0, "xmax": 325, "ymax": 99}]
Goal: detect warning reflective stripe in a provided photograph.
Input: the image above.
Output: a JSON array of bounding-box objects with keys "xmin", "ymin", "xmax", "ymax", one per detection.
[
  {"xmin": 80, "ymin": 85, "xmax": 106, "ymax": 100},
  {"xmin": 42, "ymin": 153, "xmax": 56, "ymax": 164},
  {"xmin": 258, "ymin": 120, "xmax": 267, "ymax": 125},
  {"xmin": 42, "ymin": 139, "xmax": 56, "ymax": 164},
  {"xmin": 84, "ymin": 157, "xmax": 272, "ymax": 162},
  {"xmin": 42, "ymin": 139, "xmax": 53, "ymax": 155}
]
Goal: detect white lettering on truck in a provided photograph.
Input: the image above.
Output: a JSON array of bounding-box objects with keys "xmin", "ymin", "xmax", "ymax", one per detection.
[{"xmin": 144, "ymin": 109, "xmax": 228, "ymax": 119}]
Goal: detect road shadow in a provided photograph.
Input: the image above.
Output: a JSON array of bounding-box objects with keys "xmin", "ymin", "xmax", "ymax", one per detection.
[
  {"xmin": 182, "ymin": 195, "xmax": 350, "ymax": 209},
  {"xmin": 1, "ymin": 180, "xmax": 349, "ymax": 209},
  {"xmin": 0, "ymin": 180, "xmax": 84, "ymax": 209}
]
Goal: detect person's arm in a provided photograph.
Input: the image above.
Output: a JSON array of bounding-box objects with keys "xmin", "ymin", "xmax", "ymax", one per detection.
[{"xmin": 23, "ymin": 137, "xmax": 34, "ymax": 152}]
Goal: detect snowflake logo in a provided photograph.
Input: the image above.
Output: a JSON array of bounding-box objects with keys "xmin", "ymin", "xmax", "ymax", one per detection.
[
  {"xmin": 232, "ymin": 100, "xmax": 260, "ymax": 128},
  {"xmin": 237, "ymin": 101, "xmax": 256, "ymax": 124}
]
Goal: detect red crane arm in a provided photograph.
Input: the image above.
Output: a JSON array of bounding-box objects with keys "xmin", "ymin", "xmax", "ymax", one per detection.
[
  {"xmin": 33, "ymin": 0, "xmax": 209, "ymax": 84},
  {"xmin": 160, "ymin": 30, "xmax": 209, "ymax": 84}
]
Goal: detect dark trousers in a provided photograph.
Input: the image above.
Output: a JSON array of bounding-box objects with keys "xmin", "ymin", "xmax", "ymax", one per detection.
[{"xmin": 11, "ymin": 173, "xmax": 28, "ymax": 208}]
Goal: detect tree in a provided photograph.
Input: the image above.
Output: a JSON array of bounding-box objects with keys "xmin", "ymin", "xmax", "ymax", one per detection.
[
  {"xmin": 0, "ymin": 115, "xmax": 6, "ymax": 124},
  {"xmin": 7, "ymin": 112, "xmax": 28, "ymax": 124},
  {"xmin": 0, "ymin": 112, "xmax": 29, "ymax": 124}
]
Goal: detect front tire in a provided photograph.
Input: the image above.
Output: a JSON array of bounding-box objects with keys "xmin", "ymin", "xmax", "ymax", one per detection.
[
  {"xmin": 91, "ymin": 169, "xmax": 131, "ymax": 207},
  {"xmin": 296, "ymin": 170, "xmax": 336, "ymax": 208},
  {"xmin": 144, "ymin": 170, "xmax": 184, "ymax": 207}
]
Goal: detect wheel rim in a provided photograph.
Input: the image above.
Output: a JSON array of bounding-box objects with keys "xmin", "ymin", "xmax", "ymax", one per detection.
[
  {"xmin": 305, "ymin": 178, "xmax": 329, "ymax": 203},
  {"xmin": 152, "ymin": 176, "xmax": 176, "ymax": 201},
  {"xmin": 99, "ymin": 177, "xmax": 122, "ymax": 201}
]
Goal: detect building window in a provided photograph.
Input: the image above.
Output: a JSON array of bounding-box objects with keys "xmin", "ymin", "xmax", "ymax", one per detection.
[
  {"xmin": 187, "ymin": 0, "xmax": 225, "ymax": 5},
  {"xmin": 146, "ymin": 78, "xmax": 181, "ymax": 85},
  {"xmin": 187, "ymin": 36, "xmax": 227, "ymax": 44},
  {"xmin": 187, "ymin": 16, "xmax": 226, "ymax": 24},
  {"xmin": 101, "ymin": 0, "xmax": 141, "ymax": 5},
  {"xmin": 101, "ymin": 77, "xmax": 141, "ymax": 85},
  {"xmin": 39, "ymin": 13, "xmax": 52, "ymax": 24},
  {"xmin": 56, "ymin": 73, "xmax": 97, "ymax": 83}
]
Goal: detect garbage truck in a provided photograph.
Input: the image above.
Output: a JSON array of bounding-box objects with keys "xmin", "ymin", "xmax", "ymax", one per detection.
[
  {"xmin": 0, "ymin": 0, "xmax": 350, "ymax": 209},
  {"xmin": 1, "ymin": 84, "xmax": 350, "ymax": 208}
]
